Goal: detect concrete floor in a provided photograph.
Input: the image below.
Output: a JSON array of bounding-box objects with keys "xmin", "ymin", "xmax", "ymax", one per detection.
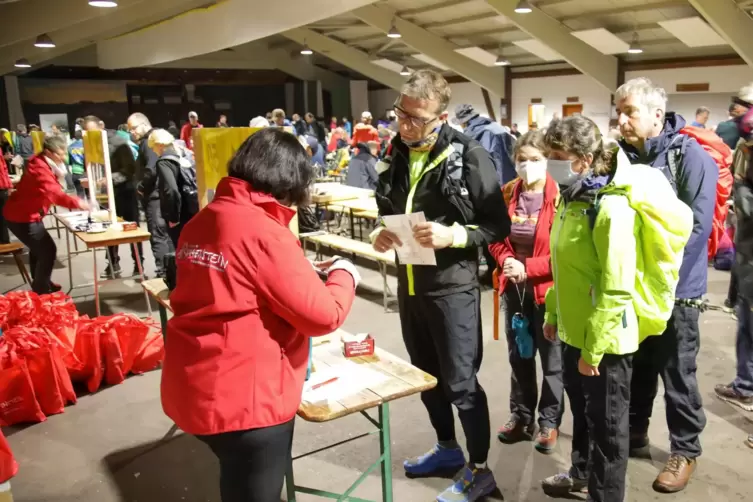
[{"xmin": 1, "ymin": 215, "xmax": 752, "ymax": 502}]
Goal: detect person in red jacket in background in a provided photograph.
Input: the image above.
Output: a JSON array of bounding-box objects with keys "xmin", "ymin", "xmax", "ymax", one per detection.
[
  {"xmin": 489, "ymin": 130, "xmax": 564, "ymax": 454},
  {"xmin": 350, "ymin": 111, "xmax": 379, "ymax": 147},
  {"xmin": 0, "ymin": 150, "xmax": 13, "ymax": 244},
  {"xmin": 4, "ymin": 135, "xmax": 88, "ymax": 294},
  {"xmin": 161, "ymin": 128, "xmax": 360, "ymax": 502},
  {"xmin": 180, "ymin": 111, "xmax": 203, "ymax": 150}
]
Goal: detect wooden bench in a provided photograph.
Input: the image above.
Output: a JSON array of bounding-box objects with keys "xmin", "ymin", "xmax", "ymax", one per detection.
[
  {"xmin": 0, "ymin": 242, "xmax": 32, "ymax": 289},
  {"xmin": 301, "ymin": 233, "xmax": 396, "ymax": 311}
]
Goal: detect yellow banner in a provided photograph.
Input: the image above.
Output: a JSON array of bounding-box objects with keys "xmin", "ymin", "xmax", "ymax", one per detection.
[
  {"xmin": 83, "ymin": 130, "xmax": 106, "ymax": 164},
  {"xmin": 194, "ymin": 127, "xmax": 263, "ymax": 208},
  {"xmin": 31, "ymin": 131, "xmax": 45, "ymax": 155}
]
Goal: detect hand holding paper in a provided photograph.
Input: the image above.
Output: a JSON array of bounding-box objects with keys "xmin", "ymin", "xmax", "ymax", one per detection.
[
  {"xmin": 412, "ymin": 222, "xmax": 454, "ymax": 250},
  {"xmin": 381, "ymin": 212, "xmax": 437, "ymax": 265}
]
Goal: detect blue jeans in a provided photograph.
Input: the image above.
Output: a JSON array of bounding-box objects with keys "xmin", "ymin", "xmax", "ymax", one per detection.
[{"xmin": 734, "ymin": 298, "xmax": 753, "ymax": 397}]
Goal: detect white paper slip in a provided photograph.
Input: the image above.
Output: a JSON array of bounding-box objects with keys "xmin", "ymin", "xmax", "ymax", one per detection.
[
  {"xmin": 301, "ymin": 362, "xmax": 389, "ymax": 404},
  {"xmin": 381, "ymin": 212, "xmax": 437, "ymax": 266}
]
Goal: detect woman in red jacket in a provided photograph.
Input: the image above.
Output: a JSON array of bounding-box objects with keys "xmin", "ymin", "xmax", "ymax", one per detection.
[
  {"xmin": 161, "ymin": 128, "xmax": 360, "ymax": 502},
  {"xmin": 489, "ymin": 130, "xmax": 564, "ymax": 454},
  {"xmin": 0, "ymin": 151, "xmax": 13, "ymax": 244},
  {"xmin": 4, "ymin": 135, "xmax": 88, "ymax": 294}
]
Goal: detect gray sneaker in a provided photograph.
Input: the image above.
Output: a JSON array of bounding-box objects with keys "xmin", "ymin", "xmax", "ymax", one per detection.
[{"xmin": 541, "ymin": 472, "xmax": 588, "ymax": 496}]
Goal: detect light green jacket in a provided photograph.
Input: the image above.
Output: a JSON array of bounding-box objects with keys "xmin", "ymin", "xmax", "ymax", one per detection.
[{"xmin": 545, "ymin": 149, "xmax": 693, "ymax": 366}]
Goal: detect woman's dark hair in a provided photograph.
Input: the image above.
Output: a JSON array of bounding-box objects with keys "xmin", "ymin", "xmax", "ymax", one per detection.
[
  {"xmin": 544, "ymin": 115, "xmax": 614, "ymax": 175},
  {"xmin": 228, "ymin": 127, "xmax": 314, "ymax": 206},
  {"xmin": 513, "ymin": 129, "xmax": 547, "ymax": 159}
]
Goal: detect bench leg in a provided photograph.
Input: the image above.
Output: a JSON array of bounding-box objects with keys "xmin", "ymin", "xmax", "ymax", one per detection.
[
  {"xmin": 93, "ymin": 250, "xmax": 101, "ymax": 316},
  {"xmin": 379, "ymin": 402, "xmax": 393, "ymax": 502},
  {"xmin": 133, "ymin": 243, "xmax": 152, "ymax": 316},
  {"xmin": 13, "ymin": 252, "xmax": 31, "ymax": 285},
  {"xmin": 380, "ymin": 262, "xmax": 388, "ymax": 312},
  {"xmin": 65, "ymin": 226, "xmax": 73, "ymax": 292}
]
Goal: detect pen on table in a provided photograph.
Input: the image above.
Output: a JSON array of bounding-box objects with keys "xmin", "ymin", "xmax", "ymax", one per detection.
[{"xmin": 310, "ymin": 377, "xmax": 339, "ymax": 391}]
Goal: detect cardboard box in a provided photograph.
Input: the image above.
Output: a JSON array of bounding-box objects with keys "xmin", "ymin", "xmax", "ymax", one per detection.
[{"xmin": 342, "ymin": 334, "xmax": 375, "ymax": 358}]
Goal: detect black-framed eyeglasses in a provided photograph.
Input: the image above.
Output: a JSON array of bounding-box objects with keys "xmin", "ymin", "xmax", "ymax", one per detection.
[{"xmin": 393, "ymin": 104, "xmax": 438, "ymax": 129}]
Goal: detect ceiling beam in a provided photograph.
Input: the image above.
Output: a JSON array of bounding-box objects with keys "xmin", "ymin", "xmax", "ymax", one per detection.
[
  {"xmin": 689, "ymin": 0, "xmax": 753, "ymax": 68},
  {"xmin": 0, "ymin": 0, "xmax": 209, "ymax": 76},
  {"xmin": 352, "ymin": 4, "xmax": 506, "ymax": 96},
  {"xmin": 282, "ymin": 27, "xmax": 405, "ymax": 91},
  {"xmin": 485, "ymin": 0, "xmax": 618, "ymax": 91}
]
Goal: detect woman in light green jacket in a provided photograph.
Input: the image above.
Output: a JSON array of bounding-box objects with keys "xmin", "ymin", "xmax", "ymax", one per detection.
[{"xmin": 539, "ymin": 116, "xmax": 662, "ymax": 502}]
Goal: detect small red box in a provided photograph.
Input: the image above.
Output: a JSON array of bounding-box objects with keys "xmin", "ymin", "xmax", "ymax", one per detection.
[
  {"xmin": 122, "ymin": 222, "xmax": 138, "ymax": 231},
  {"xmin": 342, "ymin": 334, "xmax": 375, "ymax": 358}
]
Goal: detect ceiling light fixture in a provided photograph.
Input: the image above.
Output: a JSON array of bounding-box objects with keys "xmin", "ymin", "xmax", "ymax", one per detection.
[
  {"xmin": 388, "ymin": 19, "xmax": 401, "ymax": 39},
  {"xmin": 88, "ymin": 0, "xmax": 118, "ymax": 7},
  {"xmin": 14, "ymin": 58, "xmax": 31, "ymax": 68},
  {"xmin": 627, "ymin": 32, "xmax": 643, "ymax": 54},
  {"xmin": 494, "ymin": 55, "xmax": 510, "ymax": 66},
  {"xmin": 399, "ymin": 66, "xmax": 411, "ymax": 76},
  {"xmin": 34, "ymin": 34, "xmax": 55, "ymax": 48},
  {"xmin": 300, "ymin": 40, "xmax": 313, "ymax": 55},
  {"xmin": 514, "ymin": 0, "xmax": 533, "ymax": 14}
]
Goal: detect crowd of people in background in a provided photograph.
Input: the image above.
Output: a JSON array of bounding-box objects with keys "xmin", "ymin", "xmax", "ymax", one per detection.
[{"xmin": 0, "ymin": 71, "xmax": 752, "ymax": 502}]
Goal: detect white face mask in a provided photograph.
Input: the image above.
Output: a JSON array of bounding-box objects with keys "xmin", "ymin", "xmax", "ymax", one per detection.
[
  {"xmin": 516, "ymin": 160, "xmax": 547, "ymax": 185},
  {"xmin": 547, "ymin": 159, "xmax": 581, "ymax": 187}
]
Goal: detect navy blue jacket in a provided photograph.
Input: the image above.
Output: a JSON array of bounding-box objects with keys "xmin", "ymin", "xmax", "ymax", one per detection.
[
  {"xmin": 345, "ymin": 144, "xmax": 378, "ymax": 190},
  {"xmin": 620, "ymin": 113, "xmax": 718, "ymax": 299},
  {"xmin": 463, "ymin": 115, "xmax": 516, "ymax": 185}
]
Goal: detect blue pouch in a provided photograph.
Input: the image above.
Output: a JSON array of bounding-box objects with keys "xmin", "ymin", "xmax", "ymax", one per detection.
[
  {"xmin": 512, "ymin": 313, "xmax": 533, "ymax": 359},
  {"xmin": 305, "ymin": 337, "xmax": 313, "ymax": 381}
]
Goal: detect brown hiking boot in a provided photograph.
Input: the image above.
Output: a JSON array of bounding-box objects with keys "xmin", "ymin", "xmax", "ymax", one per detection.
[
  {"xmin": 534, "ymin": 427, "xmax": 558, "ymax": 454},
  {"xmin": 497, "ymin": 417, "xmax": 534, "ymax": 444},
  {"xmin": 715, "ymin": 383, "xmax": 753, "ymax": 411},
  {"xmin": 653, "ymin": 454, "xmax": 696, "ymax": 493}
]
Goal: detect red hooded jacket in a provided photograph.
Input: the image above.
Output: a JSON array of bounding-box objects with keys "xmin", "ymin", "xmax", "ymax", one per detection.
[
  {"xmin": 4, "ymin": 155, "xmax": 80, "ymax": 223},
  {"xmin": 180, "ymin": 122, "xmax": 203, "ymax": 150},
  {"xmin": 161, "ymin": 177, "xmax": 356, "ymax": 435},
  {"xmin": 489, "ymin": 174, "xmax": 558, "ymax": 305},
  {"xmin": 0, "ymin": 156, "xmax": 11, "ymax": 191},
  {"xmin": 350, "ymin": 123, "xmax": 379, "ymax": 147}
]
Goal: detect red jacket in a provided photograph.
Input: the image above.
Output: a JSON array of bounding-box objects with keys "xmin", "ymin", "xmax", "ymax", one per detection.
[
  {"xmin": 180, "ymin": 122, "xmax": 203, "ymax": 150},
  {"xmin": 489, "ymin": 174, "xmax": 558, "ymax": 305},
  {"xmin": 4, "ymin": 155, "xmax": 79, "ymax": 223},
  {"xmin": 161, "ymin": 177, "xmax": 356, "ymax": 435},
  {"xmin": 350, "ymin": 123, "xmax": 379, "ymax": 147},
  {"xmin": 0, "ymin": 156, "xmax": 11, "ymax": 191}
]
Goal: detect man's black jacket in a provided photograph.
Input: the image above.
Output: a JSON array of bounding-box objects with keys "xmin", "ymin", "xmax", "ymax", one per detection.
[{"xmin": 376, "ymin": 124, "xmax": 510, "ymax": 295}]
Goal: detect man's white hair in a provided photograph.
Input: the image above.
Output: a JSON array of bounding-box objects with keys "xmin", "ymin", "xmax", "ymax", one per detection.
[{"xmin": 615, "ymin": 77, "xmax": 668, "ymax": 112}]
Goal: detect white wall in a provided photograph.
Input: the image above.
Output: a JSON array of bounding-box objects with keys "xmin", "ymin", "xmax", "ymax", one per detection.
[
  {"xmin": 625, "ymin": 65, "xmax": 753, "ymax": 129},
  {"xmin": 511, "ymin": 74, "xmax": 613, "ymax": 134},
  {"xmin": 369, "ymin": 88, "xmax": 398, "ymax": 120}
]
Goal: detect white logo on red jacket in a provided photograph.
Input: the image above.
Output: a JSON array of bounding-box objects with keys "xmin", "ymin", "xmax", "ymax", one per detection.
[{"xmin": 177, "ymin": 243, "xmax": 229, "ymax": 272}]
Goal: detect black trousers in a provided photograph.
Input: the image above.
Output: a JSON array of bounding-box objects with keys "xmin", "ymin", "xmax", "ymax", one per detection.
[
  {"xmin": 503, "ymin": 284, "xmax": 564, "ymax": 428},
  {"xmin": 564, "ymin": 344, "xmax": 632, "ymax": 502},
  {"xmin": 7, "ymin": 220, "xmax": 56, "ymax": 294},
  {"xmin": 197, "ymin": 419, "xmax": 295, "ymax": 502},
  {"xmin": 629, "ymin": 304, "xmax": 706, "ymax": 458},
  {"xmin": 108, "ymin": 186, "xmax": 143, "ymax": 268},
  {"xmin": 142, "ymin": 196, "xmax": 172, "ymax": 277},
  {"xmin": 399, "ymin": 287, "xmax": 490, "ymax": 464},
  {"xmin": 728, "ymin": 267, "xmax": 738, "ymax": 305},
  {"xmin": 0, "ymin": 190, "xmax": 9, "ymax": 244},
  {"xmin": 168, "ymin": 222, "xmax": 183, "ymax": 249}
]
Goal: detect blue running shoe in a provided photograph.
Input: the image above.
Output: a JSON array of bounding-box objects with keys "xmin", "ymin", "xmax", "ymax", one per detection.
[
  {"xmin": 437, "ymin": 466, "xmax": 497, "ymax": 502},
  {"xmin": 403, "ymin": 444, "xmax": 466, "ymax": 477}
]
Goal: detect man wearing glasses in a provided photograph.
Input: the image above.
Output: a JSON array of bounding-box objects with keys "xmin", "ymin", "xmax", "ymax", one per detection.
[{"xmin": 371, "ymin": 69, "xmax": 510, "ymax": 502}]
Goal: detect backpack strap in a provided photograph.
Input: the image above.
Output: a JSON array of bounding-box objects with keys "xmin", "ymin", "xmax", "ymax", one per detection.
[
  {"xmin": 587, "ymin": 194, "xmax": 602, "ymax": 230},
  {"xmin": 447, "ymin": 141, "xmax": 465, "ymax": 180},
  {"xmin": 667, "ymin": 134, "xmax": 690, "ymax": 182}
]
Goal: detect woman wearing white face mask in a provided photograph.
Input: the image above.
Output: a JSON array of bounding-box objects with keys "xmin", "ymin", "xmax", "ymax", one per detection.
[
  {"xmin": 489, "ymin": 130, "xmax": 564, "ymax": 453},
  {"xmin": 539, "ymin": 116, "xmax": 692, "ymax": 502}
]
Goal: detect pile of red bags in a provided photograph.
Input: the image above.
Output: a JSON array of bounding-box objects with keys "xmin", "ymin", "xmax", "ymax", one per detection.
[{"xmin": 0, "ymin": 291, "xmax": 164, "ymax": 427}]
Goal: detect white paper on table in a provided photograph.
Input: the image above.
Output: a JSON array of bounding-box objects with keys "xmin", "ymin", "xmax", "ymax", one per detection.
[
  {"xmin": 301, "ymin": 361, "xmax": 389, "ymax": 404},
  {"xmin": 381, "ymin": 212, "xmax": 437, "ymax": 266}
]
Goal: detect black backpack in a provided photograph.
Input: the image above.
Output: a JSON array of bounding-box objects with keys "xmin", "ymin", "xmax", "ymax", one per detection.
[{"xmin": 163, "ymin": 154, "xmax": 199, "ymax": 220}]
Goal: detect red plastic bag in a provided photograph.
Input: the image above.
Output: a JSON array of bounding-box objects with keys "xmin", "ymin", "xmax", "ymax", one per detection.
[
  {"xmin": 131, "ymin": 331, "xmax": 164, "ymax": 374},
  {"xmin": 0, "ymin": 429, "xmax": 18, "ymax": 484},
  {"xmin": 72, "ymin": 320, "xmax": 104, "ymax": 393},
  {"xmin": 0, "ymin": 352, "xmax": 46, "ymax": 426},
  {"xmin": 101, "ymin": 328, "xmax": 125, "ymax": 386},
  {"xmin": 49, "ymin": 344, "xmax": 76, "ymax": 405},
  {"xmin": 112, "ymin": 315, "xmax": 150, "ymax": 376},
  {"xmin": 23, "ymin": 346, "xmax": 65, "ymax": 416}
]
